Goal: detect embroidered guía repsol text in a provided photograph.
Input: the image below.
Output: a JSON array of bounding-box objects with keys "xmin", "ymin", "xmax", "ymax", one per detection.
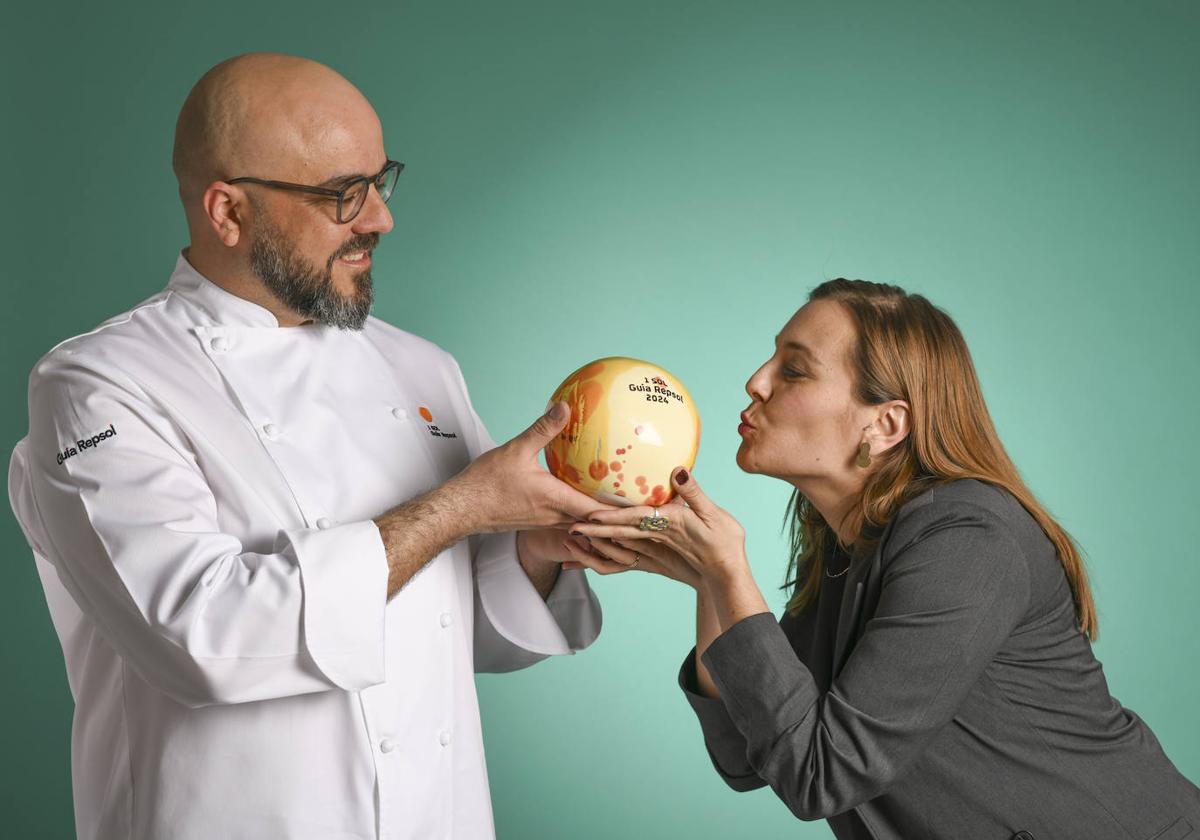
[{"xmin": 57, "ymin": 423, "xmax": 117, "ymax": 466}]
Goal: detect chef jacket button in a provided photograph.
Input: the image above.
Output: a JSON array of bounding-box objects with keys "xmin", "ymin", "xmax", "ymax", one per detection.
[
  {"xmin": 439, "ymin": 612, "xmax": 453, "ymax": 628},
  {"xmin": 262, "ymin": 422, "xmax": 280, "ymax": 439},
  {"xmin": 210, "ymin": 336, "xmax": 229, "ymax": 353},
  {"xmin": 438, "ymin": 730, "xmax": 452, "ymax": 747},
  {"xmin": 316, "ymin": 517, "xmax": 333, "ymax": 530},
  {"xmin": 379, "ymin": 738, "xmax": 396, "ymax": 754},
  {"xmin": 391, "ymin": 407, "xmax": 408, "ymax": 421}
]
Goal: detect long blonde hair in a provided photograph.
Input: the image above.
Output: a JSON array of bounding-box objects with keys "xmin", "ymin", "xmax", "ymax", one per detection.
[{"xmin": 782, "ymin": 279, "xmax": 1098, "ymax": 641}]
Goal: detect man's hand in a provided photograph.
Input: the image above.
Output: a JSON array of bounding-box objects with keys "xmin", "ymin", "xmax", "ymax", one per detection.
[
  {"xmin": 374, "ymin": 401, "xmax": 618, "ymax": 598},
  {"xmin": 447, "ymin": 401, "xmax": 617, "ymax": 534},
  {"xmin": 516, "ymin": 529, "xmax": 593, "ymax": 600}
]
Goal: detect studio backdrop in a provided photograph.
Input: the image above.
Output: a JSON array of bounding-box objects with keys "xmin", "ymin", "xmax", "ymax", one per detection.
[{"xmin": 3, "ymin": 1, "xmax": 1197, "ymax": 837}]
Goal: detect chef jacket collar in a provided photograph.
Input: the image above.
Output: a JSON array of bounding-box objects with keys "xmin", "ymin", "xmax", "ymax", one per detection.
[{"xmin": 165, "ymin": 250, "xmax": 288, "ymax": 329}]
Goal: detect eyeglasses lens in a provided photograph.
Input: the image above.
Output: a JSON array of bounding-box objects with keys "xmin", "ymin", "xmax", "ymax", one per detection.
[
  {"xmin": 339, "ymin": 181, "xmax": 368, "ymax": 223},
  {"xmin": 378, "ymin": 164, "xmax": 399, "ymax": 204}
]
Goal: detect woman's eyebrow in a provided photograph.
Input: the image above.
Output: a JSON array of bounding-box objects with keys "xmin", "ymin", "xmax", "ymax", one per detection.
[{"xmin": 780, "ymin": 339, "xmax": 819, "ymax": 363}]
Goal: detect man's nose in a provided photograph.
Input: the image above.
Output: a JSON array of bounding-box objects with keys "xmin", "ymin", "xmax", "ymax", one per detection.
[{"xmin": 352, "ymin": 184, "xmax": 394, "ymax": 235}]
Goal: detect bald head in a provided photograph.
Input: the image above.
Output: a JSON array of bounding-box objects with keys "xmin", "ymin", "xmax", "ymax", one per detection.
[{"xmin": 172, "ymin": 52, "xmax": 382, "ymax": 204}]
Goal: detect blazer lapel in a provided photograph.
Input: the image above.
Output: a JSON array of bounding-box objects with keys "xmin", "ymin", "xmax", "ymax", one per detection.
[
  {"xmin": 831, "ymin": 557, "xmax": 869, "ymax": 677},
  {"xmin": 831, "ymin": 521, "xmax": 895, "ymax": 677}
]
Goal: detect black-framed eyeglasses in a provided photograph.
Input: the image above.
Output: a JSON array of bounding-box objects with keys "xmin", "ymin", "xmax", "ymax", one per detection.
[{"xmin": 227, "ymin": 160, "xmax": 404, "ymax": 224}]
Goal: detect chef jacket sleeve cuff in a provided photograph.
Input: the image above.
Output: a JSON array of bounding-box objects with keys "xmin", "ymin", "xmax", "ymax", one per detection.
[
  {"xmin": 473, "ymin": 530, "xmax": 602, "ymax": 673},
  {"xmin": 678, "ymin": 647, "xmax": 766, "ymax": 791},
  {"xmin": 699, "ymin": 611, "xmax": 820, "ymax": 757},
  {"xmin": 273, "ymin": 519, "xmax": 388, "ymax": 691},
  {"xmin": 545, "ymin": 564, "xmax": 602, "ymax": 650}
]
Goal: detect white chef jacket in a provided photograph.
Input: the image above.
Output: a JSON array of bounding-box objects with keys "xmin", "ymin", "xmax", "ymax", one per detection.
[{"xmin": 6, "ymin": 252, "xmax": 602, "ymax": 840}]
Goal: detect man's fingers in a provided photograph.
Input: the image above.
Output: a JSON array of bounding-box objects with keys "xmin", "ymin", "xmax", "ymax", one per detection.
[
  {"xmin": 554, "ymin": 483, "xmax": 621, "ymax": 522},
  {"xmin": 564, "ymin": 533, "xmax": 592, "ymax": 552},
  {"xmin": 583, "ymin": 496, "xmax": 686, "ymax": 525}
]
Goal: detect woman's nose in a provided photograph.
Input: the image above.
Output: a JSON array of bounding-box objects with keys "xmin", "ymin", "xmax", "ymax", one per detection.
[{"xmin": 745, "ymin": 364, "xmax": 771, "ymax": 401}]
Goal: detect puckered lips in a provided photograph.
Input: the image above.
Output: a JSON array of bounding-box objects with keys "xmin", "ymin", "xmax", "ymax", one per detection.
[{"xmin": 738, "ymin": 409, "xmax": 757, "ymax": 437}]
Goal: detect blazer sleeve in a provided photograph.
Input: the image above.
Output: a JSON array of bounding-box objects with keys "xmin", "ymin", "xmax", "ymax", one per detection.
[
  {"xmin": 699, "ymin": 498, "xmax": 1031, "ymax": 820},
  {"xmin": 678, "ymin": 647, "xmax": 768, "ymax": 791}
]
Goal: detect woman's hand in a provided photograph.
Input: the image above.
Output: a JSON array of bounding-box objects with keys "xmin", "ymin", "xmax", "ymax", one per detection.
[
  {"xmin": 561, "ymin": 525, "xmax": 703, "ymax": 589},
  {"xmin": 565, "ymin": 467, "xmax": 771, "ymax": 630},
  {"xmin": 566, "ymin": 468, "xmax": 750, "ymax": 587}
]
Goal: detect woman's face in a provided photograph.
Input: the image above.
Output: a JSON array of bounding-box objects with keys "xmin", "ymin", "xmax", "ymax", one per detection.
[{"xmin": 737, "ymin": 299, "xmax": 874, "ymax": 486}]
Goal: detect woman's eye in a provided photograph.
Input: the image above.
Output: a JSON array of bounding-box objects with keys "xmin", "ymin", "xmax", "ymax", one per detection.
[{"xmin": 782, "ymin": 367, "xmax": 806, "ymax": 379}]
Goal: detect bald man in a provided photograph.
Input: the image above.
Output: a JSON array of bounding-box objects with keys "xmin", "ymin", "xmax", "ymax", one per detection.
[{"xmin": 9, "ymin": 52, "xmax": 609, "ymax": 840}]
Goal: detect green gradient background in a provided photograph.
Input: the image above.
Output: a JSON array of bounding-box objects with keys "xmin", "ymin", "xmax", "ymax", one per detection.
[{"xmin": 4, "ymin": 2, "xmax": 1198, "ymax": 837}]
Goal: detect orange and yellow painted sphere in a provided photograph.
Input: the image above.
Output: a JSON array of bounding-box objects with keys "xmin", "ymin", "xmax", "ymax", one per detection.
[{"xmin": 544, "ymin": 357, "xmax": 701, "ymax": 507}]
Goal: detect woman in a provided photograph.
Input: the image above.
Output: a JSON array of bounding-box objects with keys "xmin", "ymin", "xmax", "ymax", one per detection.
[{"xmin": 564, "ymin": 279, "xmax": 1199, "ymax": 839}]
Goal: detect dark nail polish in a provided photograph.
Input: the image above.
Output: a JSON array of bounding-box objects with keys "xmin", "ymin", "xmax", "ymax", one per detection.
[
  {"xmin": 569, "ymin": 529, "xmax": 582, "ymax": 536},
  {"xmin": 675, "ymin": 469, "xmax": 689, "ymax": 484}
]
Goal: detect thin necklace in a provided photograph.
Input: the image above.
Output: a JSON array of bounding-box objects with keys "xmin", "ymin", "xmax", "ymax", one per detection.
[{"xmin": 825, "ymin": 541, "xmax": 851, "ymax": 578}]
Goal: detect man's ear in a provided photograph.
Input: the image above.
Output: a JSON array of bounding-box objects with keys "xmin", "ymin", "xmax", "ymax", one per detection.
[{"xmin": 202, "ymin": 182, "xmax": 243, "ymax": 247}]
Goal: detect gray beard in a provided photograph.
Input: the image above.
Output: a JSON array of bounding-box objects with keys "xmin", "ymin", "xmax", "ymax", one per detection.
[{"xmin": 248, "ymin": 212, "xmax": 375, "ymax": 331}]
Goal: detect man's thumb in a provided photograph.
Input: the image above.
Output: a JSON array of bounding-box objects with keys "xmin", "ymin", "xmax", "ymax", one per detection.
[{"xmin": 523, "ymin": 400, "xmax": 570, "ymax": 447}]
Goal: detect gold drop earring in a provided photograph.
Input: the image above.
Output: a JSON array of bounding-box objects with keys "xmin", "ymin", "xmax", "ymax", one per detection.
[{"xmin": 856, "ymin": 442, "xmax": 872, "ymax": 468}]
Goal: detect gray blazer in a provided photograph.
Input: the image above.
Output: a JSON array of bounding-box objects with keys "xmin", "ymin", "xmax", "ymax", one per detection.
[{"xmin": 680, "ymin": 478, "xmax": 1199, "ymax": 839}]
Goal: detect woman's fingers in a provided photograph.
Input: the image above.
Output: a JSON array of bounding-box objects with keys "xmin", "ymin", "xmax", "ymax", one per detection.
[
  {"xmin": 610, "ymin": 536, "xmax": 670, "ymax": 564},
  {"xmin": 561, "ymin": 535, "xmax": 667, "ymax": 576},
  {"xmin": 668, "ymin": 467, "xmax": 714, "ymax": 518},
  {"xmin": 572, "ymin": 500, "xmax": 692, "ymax": 540},
  {"xmin": 583, "ymin": 504, "xmax": 654, "ymax": 525},
  {"xmin": 611, "ymin": 537, "xmax": 702, "ymax": 588},
  {"xmin": 569, "ymin": 519, "xmax": 687, "ymax": 549},
  {"xmin": 567, "ymin": 535, "xmax": 702, "ymax": 588},
  {"xmin": 565, "ymin": 470, "xmax": 733, "ymax": 587},
  {"xmin": 562, "ymin": 539, "xmax": 634, "ymax": 575},
  {"xmin": 585, "ymin": 536, "xmax": 643, "ymax": 567}
]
